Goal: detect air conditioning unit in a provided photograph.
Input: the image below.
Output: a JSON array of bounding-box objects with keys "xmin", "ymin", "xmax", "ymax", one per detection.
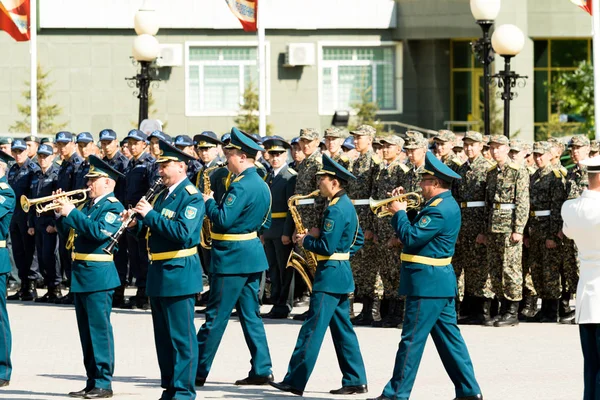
[
  {"xmin": 156, "ymin": 44, "xmax": 183, "ymax": 67},
  {"xmin": 284, "ymin": 43, "xmax": 315, "ymax": 67}
]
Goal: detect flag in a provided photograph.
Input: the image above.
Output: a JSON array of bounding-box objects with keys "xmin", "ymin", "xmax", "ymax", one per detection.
[
  {"xmin": 224, "ymin": 0, "xmax": 258, "ymax": 32},
  {"xmin": 571, "ymin": 0, "xmax": 592, "ymax": 15},
  {"xmin": 0, "ymin": 0, "xmax": 29, "ymax": 41}
]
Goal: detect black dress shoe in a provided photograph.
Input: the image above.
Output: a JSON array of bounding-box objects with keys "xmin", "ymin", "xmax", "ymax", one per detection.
[
  {"xmin": 235, "ymin": 374, "xmax": 274, "ymax": 385},
  {"xmin": 269, "ymin": 381, "xmax": 303, "ymax": 396},
  {"xmin": 195, "ymin": 377, "xmax": 206, "ymax": 387},
  {"xmin": 0, "ymin": 379, "xmax": 9, "ymax": 387},
  {"xmin": 292, "ymin": 310, "xmax": 309, "ymax": 321},
  {"xmin": 84, "ymin": 387, "xmax": 113, "ymax": 398},
  {"xmin": 330, "ymin": 384, "xmax": 368, "ymax": 394},
  {"xmin": 367, "ymin": 396, "xmax": 391, "ymax": 400},
  {"xmin": 454, "ymin": 395, "xmax": 483, "ymax": 400},
  {"xmin": 68, "ymin": 387, "xmax": 91, "ymax": 398}
]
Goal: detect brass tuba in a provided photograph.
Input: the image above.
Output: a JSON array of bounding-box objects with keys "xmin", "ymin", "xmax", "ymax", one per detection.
[
  {"xmin": 285, "ymin": 190, "xmax": 320, "ymax": 292},
  {"xmin": 200, "ymin": 162, "xmax": 226, "ymax": 249},
  {"xmin": 21, "ymin": 188, "xmax": 91, "ymax": 214},
  {"xmin": 369, "ymin": 192, "xmax": 422, "ymax": 218}
]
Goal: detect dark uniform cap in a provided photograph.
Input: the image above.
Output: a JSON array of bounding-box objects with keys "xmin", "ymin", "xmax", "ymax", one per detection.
[
  {"xmin": 41, "ymin": 137, "xmax": 55, "ymax": 145},
  {"xmin": 421, "ymin": 151, "xmax": 462, "ymax": 183},
  {"xmin": 221, "ymin": 132, "xmax": 231, "ymax": 143},
  {"xmin": 55, "ymin": 131, "xmax": 74, "ymax": 143},
  {"xmin": 532, "ymin": 141, "xmax": 552, "ymax": 154},
  {"xmin": 194, "ymin": 131, "xmax": 222, "ymax": 148},
  {"xmin": 156, "ymin": 139, "xmax": 196, "ymax": 164},
  {"xmin": 224, "ymin": 127, "xmax": 264, "ymax": 157},
  {"xmin": 591, "ymin": 140, "xmax": 599, "ymax": 152},
  {"xmin": 350, "ymin": 125, "xmax": 376, "ymax": 137},
  {"xmin": 434, "ymin": 130, "xmax": 456, "ymax": 142},
  {"xmin": 489, "ymin": 135, "xmax": 509, "ymax": 146},
  {"xmin": 581, "ymin": 155, "xmax": 600, "ymax": 173},
  {"xmin": 120, "ymin": 138, "xmax": 128, "ymax": 147},
  {"xmin": 126, "ymin": 129, "xmax": 148, "ymax": 142},
  {"xmin": 76, "ymin": 132, "xmax": 94, "ymax": 144},
  {"xmin": 509, "ymin": 139, "xmax": 524, "ymax": 152},
  {"xmin": 464, "ymin": 131, "xmax": 483, "ymax": 143},
  {"xmin": 263, "ymin": 136, "xmax": 291, "ymax": 152},
  {"xmin": 316, "ymin": 153, "xmax": 357, "ymax": 182},
  {"xmin": 11, "ymin": 139, "xmax": 27, "ymax": 151},
  {"xmin": 85, "ymin": 155, "xmax": 125, "ymax": 181},
  {"xmin": 37, "ymin": 144, "xmax": 54, "ymax": 156},
  {"xmin": 0, "ymin": 151, "xmax": 15, "ymax": 164},
  {"xmin": 24, "ymin": 135, "xmax": 40, "ymax": 143},
  {"xmin": 148, "ymin": 130, "xmax": 172, "ymax": 144},
  {"xmin": 290, "ymin": 136, "xmax": 300, "ymax": 145},
  {"xmin": 342, "ymin": 137, "xmax": 355, "ymax": 150},
  {"xmin": 250, "ymin": 133, "xmax": 263, "ymax": 144},
  {"xmin": 379, "ymin": 135, "xmax": 405, "ymax": 147},
  {"xmin": 99, "ymin": 129, "xmax": 117, "ymax": 141},
  {"xmin": 323, "ymin": 127, "xmax": 347, "ymax": 139},
  {"xmin": 174, "ymin": 135, "xmax": 194, "ymax": 147},
  {"xmin": 298, "ymin": 128, "xmax": 320, "ymax": 141},
  {"xmin": 0, "ymin": 137, "xmax": 12, "ymax": 145},
  {"xmin": 569, "ymin": 135, "xmax": 591, "ymax": 147}
]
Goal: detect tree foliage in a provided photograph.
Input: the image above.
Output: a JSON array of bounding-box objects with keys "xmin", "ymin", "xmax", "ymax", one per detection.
[
  {"xmin": 348, "ymin": 86, "xmax": 384, "ymax": 132},
  {"xmin": 234, "ymin": 80, "xmax": 273, "ymax": 135},
  {"xmin": 9, "ymin": 64, "xmax": 67, "ymax": 134}
]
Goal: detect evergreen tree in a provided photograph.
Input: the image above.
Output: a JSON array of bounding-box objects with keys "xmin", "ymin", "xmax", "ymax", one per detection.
[{"xmin": 234, "ymin": 80, "xmax": 273, "ymax": 135}]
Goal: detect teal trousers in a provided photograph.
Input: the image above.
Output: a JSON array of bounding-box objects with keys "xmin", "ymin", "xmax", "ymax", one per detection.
[{"xmin": 0, "ymin": 273, "xmax": 11, "ymax": 382}]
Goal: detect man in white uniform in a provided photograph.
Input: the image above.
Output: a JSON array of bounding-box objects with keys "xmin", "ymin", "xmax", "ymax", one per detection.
[{"xmin": 561, "ymin": 155, "xmax": 600, "ymax": 400}]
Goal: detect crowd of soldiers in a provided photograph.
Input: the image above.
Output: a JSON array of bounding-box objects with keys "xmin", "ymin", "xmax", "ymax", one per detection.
[{"xmin": 2, "ymin": 126, "xmax": 598, "ymax": 330}]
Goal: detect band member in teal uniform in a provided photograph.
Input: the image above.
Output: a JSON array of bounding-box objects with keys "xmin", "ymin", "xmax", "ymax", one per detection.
[
  {"xmin": 270, "ymin": 154, "xmax": 368, "ymax": 397},
  {"xmin": 369, "ymin": 152, "xmax": 482, "ymax": 400},
  {"xmin": 0, "ymin": 151, "xmax": 15, "ymax": 388},
  {"xmin": 127, "ymin": 140, "xmax": 204, "ymax": 400},
  {"xmin": 55, "ymin": 155, "xmax": 125, "ymax": 399},
  {"xmin": 195, "ymin": 127, "xmax": 273, "ymax": 387}
]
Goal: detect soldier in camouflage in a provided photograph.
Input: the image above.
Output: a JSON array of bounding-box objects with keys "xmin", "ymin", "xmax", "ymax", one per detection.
[
  {"xmin": 527, "ymin": 141, "xmax": 567, "ymax": 323},
  {"xmin": 347, "ymin": 125, "xmax": 382, "ymax": 326},
  {"xmin": 481, "ymin": 135, "xmax": 530, "ymax": 327},
  {"xmin": 590, "ymin": 140, "xmax": 599, "ymax": 157},
  {"xmin": 370, "ymin": 134, "xmax": 408, "ymax": 328},
  {"xmin": 323, "ymin": 127, "xmax": 352, "ymax": 170},
  {"xmin": 403, "ymin": 132, "xmax": 428, "ymax": 221},
  {"xmin": 523, "ymin": 143, "xmax": 537, "ymax": 175},
  {"xmin": 482, "ymin": 135, "xmax": 492, "ymax": 161},
  {"xmin": 452, "ymin": 131, "xmax": 495, "ymax": 325},
  {"xmin": 433, "ymin": 130, "xmax": 463, "ymax": 171}
]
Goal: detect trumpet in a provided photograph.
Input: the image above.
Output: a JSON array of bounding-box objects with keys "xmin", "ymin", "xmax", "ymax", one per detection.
[
  {"xmin": 369, "ymin": 192, "xmax": 422, "ymax": 217},
  {"xmin": 21, "ymin": 188, "xmax": 91, "ymax": 214}
]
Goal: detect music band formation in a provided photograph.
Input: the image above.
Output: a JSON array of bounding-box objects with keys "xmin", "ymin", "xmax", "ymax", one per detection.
[{"xmin": 0, "ymin": 124, "xmax": 595, "ymax": 400}]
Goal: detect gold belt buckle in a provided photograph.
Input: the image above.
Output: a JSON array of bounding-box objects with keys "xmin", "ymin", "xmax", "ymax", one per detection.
[
  {"xmin": 460, "ymin": 202, "xmax": 467, "ymax": 208},
  {"xmin": 493, "ymin": 204, "xmax": 501, "ymax": 210}
]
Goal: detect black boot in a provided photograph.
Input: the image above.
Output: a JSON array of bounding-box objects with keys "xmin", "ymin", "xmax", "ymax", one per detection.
[
  {"xmin": 540, "ymin": 299, "xmax": 559, "ymax": 323},
  {"xmin": 519, "ymin": 296, "xmax": 538, "ymax": 320},
  {"xmin": 494, "ymin": 301, "xmax": 519, "ymax": 327},
  {"xmin": 382, "ymin": 299, "xmax": 405, "ymax": 328},
  {"xmin": 56, "ymin": 291, "xmax": 74, "ymax": 305},
  {"xmin": 136, "ymin": 287, "xmax": 150, "ymax": 310},
  {"xmin": 112, "ymin": 285, "xmax": 126, "ymax": 308},
  {"xmin": 21, "ymin": 280, "xmax": 38, "ymax": 301},
  {"xmin": 463, "ymin": 298, "xmax": 492, "ymax": 326},
  {"xmin": 351, "ymin": 298, "xmax": 374, "ymax": 326},
  {"xmin": 532, "ymin": 300, "xmax": 548, "ymax": 322},
  {"xmin": 484, "ymin": 299, "xmax": 505, "ymax": 327},
  {"xmin": 559, "ymin": 291, "xmax": 575, "ymax": 324},
  {"xmin": 370, "ymin": 298, "xmax": 383, "ymax": 327},
  {"xmin": 7, "ymin": 280, "xmax": 26, "ymax": 301},
  {"xmin": 35, "ymin": 286, "xmax": 62, "ymax": 303}
]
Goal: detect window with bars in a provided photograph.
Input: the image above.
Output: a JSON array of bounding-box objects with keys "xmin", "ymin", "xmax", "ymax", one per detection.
[
  {"xmin": 320, "ymin": 46, "xmax": 396, "ymax": 114},
  {"xmin": 187, "ymin": 46, "xmax": 260, "ymax": 115}
]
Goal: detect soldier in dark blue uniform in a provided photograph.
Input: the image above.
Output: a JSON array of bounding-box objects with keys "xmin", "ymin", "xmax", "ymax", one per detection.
[
  {"xmin": 100, "ymin": 129, "xmax": 130, "ymax": 308},
  {"xmin": 54, "ymin": 131, "xmax": 84, "ymax": 304},
  {"xmin": 127, "ymin": 140, "xmax": 203, "ymax": 400},
  {"xmin": 289, "ymin": 137, "xmax": 304, "ymax": 171},
  {"xmin": 368, "ymin": 152, "xmax": 482, "ymax": 400},
  {"xmin": 6, "ymin": 139, "xmax": 41, "ymax": 301},
  {"xmin": 148, "ymin": 130, "xmax": 173, "ymax": 159},
  {"xmin": 261, "ymin": 137, "xmax": 297, "ymax": 319},
  {"xmin": 0, "ymin": 139, "xmax": 18, "ymax": 293},
  {"xmin": 29, "ymin": 144, "xmax": 62, "ymax": 303},
  {"xmin": 174, "ymin": 135, "xmax": 202, "ymax": 181},
  {"xmin": 55, "ymin": 155, "xmax": 124, "ymax": 399},
  {"xmin": 24, "ymin": 135, "xmax": 40, "ymax": 164},
  {"xmin": 269, "ymin": 154, "xmax": 368, "ymax": 397},
  {"xmin": 195, "ymin": 127, "xmax": 273, "ymax": 387},
  {"xmin": 72, "ymin": 132, "xmax": 96, "ymax": 191},
  {"xmin": 123, "ymin": 129, "xmax": 156, "ymax": 309},
  {"xmin": 0, "ymin": 151, "xmax": 16, "ymax": 388}
]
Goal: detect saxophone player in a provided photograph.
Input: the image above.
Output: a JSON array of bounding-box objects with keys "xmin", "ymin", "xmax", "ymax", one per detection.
[{"xmin": 270, "ymin": 154, "xmax": 368, "ymax": 397}]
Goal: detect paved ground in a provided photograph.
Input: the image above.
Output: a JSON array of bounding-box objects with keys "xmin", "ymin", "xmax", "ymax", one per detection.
[{"xmin": 0, "ymin": 289, "xmax": 584, "ymax": 400}]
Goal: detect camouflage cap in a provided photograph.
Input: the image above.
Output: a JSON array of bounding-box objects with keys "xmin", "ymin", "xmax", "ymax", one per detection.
[
  {"xmin": 434, "ymin": 130, "xmax": 456, "ymax": 142},
  {"xmin": 463, "ymin": 131, "xmax": 483, "ymax": 143},
  {"xmin": 298, "ymin": 128, "xmax": 320, "ymax": 141},
  {"xmin": 405, "ymin": 130, "xmax": 424, "ymax": 140},
  {"xmin": 379, "ymin": 135, "xmax": 405, "ymax": 147},
  {"xmin": 404, "ymin": 136, "xmax": 428, "ymax": 149},
  {"xmin": 489, "ymin": 135, "xmax": 509, "ymax": 146},
  {"xmin": 323, "ymin": 127, "xmax": 347, "ymax": 139},
  {"xmin": 453, "ymin": 138, "xmax": 464, "ymax": 149},
  {"xmin": 483, "ymin": 135, "xmax": 491, "ymax": 147},
  {"xmin": 533, "ymin": 141, "xmax": 552, "ymax": 154},
  {"xmin": 350, "ymin": 124, "xmax": 376, "ymax": 137},
  {"xmin": 591, "ymin": 140, "xmax": 599, "ymax": 152},
  {"xmin": 523, "ymin": 143, "xmax": 533, "ymax": 155},
  {"xmin": 569, "ymin": 135, "xmax": 591, "ymax": 147},
  {"xmin": 509, "ymin": 139, "xmax": 524, "ymax": 152}
]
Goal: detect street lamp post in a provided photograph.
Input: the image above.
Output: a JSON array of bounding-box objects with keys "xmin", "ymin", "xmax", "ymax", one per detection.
[
  {"xmin": 491, "ymin": 24, "xmax": 528, "ymax": 139},
  {"xmin": 470, "ymin": 0, "xmax": 501, "ymax": 137},
  {"xmin": 127, "ymin": 1, "xmax": 160, "ymax": 129}
]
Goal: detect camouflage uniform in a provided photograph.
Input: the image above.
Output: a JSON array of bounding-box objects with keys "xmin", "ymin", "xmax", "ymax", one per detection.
[
  {"xmin": 452, "ymin": 133, "xmax": 495, "ymax": 302},
  {"xmin": 435, "ymin": 130, "xmax": 463, "ymax": 171},
  {"xmin": 292, "ymin": 129, "xmax": 324, "ymax": 231},
  {"xmin": 484, "ymin": 135, "xmax": 530, "ymax": 303},
  {"xmin": 324, "ymin": 126, "xmax": 352, "ymax": 170}
]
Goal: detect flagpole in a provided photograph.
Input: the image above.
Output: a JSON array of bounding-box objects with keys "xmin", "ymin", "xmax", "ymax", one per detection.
[
  {"xmin": 593, "ymin": 0, "xmax": 600, "ymax": 140},
  {"xmin": 30, "ymin": 0, "xmax": 37, "ymax": 136},
  {"xmin": 257, "ymin": 2, "xmax": 266, "ymax": 137}
]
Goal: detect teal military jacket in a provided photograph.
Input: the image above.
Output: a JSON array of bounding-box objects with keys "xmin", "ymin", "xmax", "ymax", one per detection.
[
  {"xmin": 392, "ymin": 190, "xmax": 460, "ymax": 298},
  {"xmin": 0, "ymin": 177, "xmax": 15, "ymax": 274},
  {"xmin": 141, "ymin": 178, "xmax": 204, "ymax": 297},
  {"xmin": 303, "ymin": 191, "xmax": 364, "ymax": 294},
  {"xmin": 206, "ymin": 167, "xmax": 271, "ymax": 275},
  {"xmin": 56, "ymin": 193, "xmax": 124, "ymax": 293}
]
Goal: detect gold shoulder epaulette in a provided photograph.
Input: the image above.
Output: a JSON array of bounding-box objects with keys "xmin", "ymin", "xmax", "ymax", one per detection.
[
  {"xmin": 430, "ymin": 198, "xmax": 443, "ymax": 207},
  {"xmin": 185, "ymin": 185, "xmax": 198, "ymax": 195},
  {"xmin": 288, "ymin": 168, "xmax": 297, "ymax": 176},
  {"xmin": 233, "ymin": 175, "xmax": 245, "ymax": 183},
  {"xmin": 0, "ymin": 183, "xmax": 8, "ymax": 190},
  {"xmin": 508, "ymin": 162, "xmax": 520, "ymax": 170},
  {"xmin": 452, "ymin": 157, "xmax": 464, "ymax": 166},
  {"xmin": 399, "ymin": 163, "xmax": 410, "ymax": 173},
  {"xmin": 329, "ymin": 198, "xmax": 340, "ymax": 206},
  {"xmin": 552, "ymin": 169, "xmax": 561, "ymax": 179},
  {"xmin": 340, "ymin": 154, "xmax": 349, "ymax": 162},
  {"xmin": 107, "ymin": 197, "xmax": 118, "ymax": 203},
  {"xmin": 560, "ymin": 166, "xmax": 567, "ymax": 177},
  {"xmin": 488, "ymin": 164, "xmax": 497, "ymax": 172},
  {"xmin": 486, "ymin": 159, "xmax": 497, "ymax": 167},
  {"xmin": 254, "ymin": 161, "xmax": 263, "ymax": 168},
  {"xmin": 372, "ymin": 154, "xmax": 381, "ymax": 165}
]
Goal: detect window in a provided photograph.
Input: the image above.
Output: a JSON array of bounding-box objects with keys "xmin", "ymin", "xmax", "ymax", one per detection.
[
  {"xmin": 186, "ymin": 43, "xmax": 269, "ymax": 116},
  {"xmin": 450, "ymin": 40, "xmax": 484, "ymax": 132},
  {"xmin": 319, "ymin": 45, "xmax": 397, "ymax": 114}
]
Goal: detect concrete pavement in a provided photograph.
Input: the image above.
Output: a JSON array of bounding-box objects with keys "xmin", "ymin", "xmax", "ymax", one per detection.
[{"xmin": 0, "ymin": 291, "xmax": 584, "ymax": 400}]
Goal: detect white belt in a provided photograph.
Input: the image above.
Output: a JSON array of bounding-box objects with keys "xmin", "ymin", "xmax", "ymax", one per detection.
[
  {"xmin": 493, "ymin": 203, "xmax": 516, "ymax": 210},
  {"xmin": 352, "ymin": 199, "xmax": 370, "ymax": 206},
  {"xmin": 460, "ymin": 201, "xmax": 485, "ymax": 208},
  {"xmin": 531, "ymin": 210, "xmax": 551, "ymax": 217},
  {"xmin": 297, "ymin": 199, "xmax": 315, "ymax": 205}
]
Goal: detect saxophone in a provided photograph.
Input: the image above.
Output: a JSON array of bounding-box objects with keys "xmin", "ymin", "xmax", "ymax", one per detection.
[
  {"xmin": 285, "ymin": 190, "xmax": 320, "ymax": 292},
  {"xmin": 200, "ymin": 162, "xmax": 225, "ymax": 249}
]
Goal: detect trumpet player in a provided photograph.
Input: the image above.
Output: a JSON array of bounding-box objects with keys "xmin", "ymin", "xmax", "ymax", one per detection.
[
  {"xmin": 54, "ymin": 155, "xmax": 125, "ymax": 399},
  {"xmin": 270, "ymin": 154, "xmax": 367, "ymax": 397}
]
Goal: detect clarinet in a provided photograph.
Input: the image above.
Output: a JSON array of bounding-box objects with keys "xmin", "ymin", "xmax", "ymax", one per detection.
[{"xmin": 103, "ymin": 177, "xmax": 163, "ymax": 255}]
